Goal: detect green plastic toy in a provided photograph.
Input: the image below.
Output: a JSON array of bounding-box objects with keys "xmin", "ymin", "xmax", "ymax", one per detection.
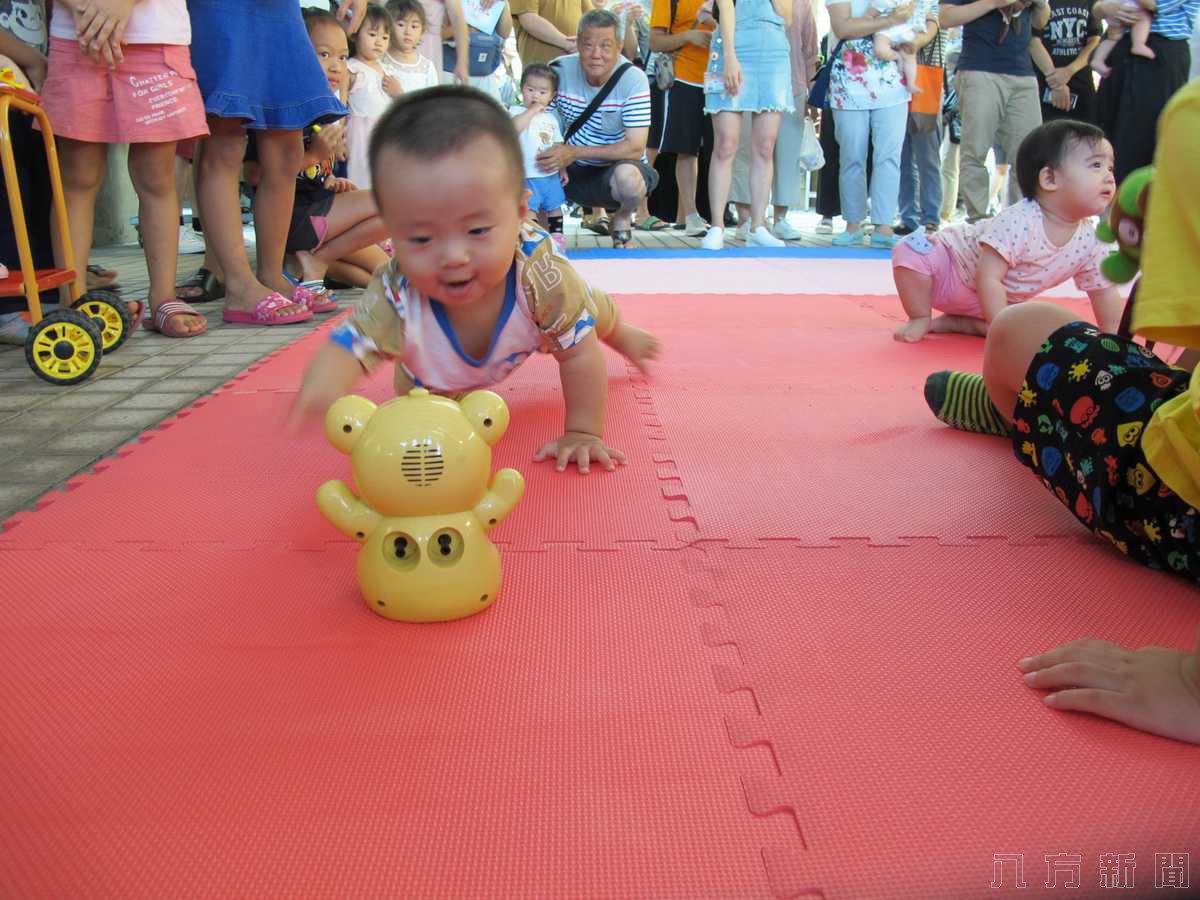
[{"xmin": 1095, "ymin": 165, "xmax": 1154, "ymax": 284}]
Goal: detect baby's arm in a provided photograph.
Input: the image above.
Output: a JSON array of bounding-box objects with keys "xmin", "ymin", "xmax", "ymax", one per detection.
[
  {"xmin": 1019, "ymin": 629, "xmax": 1200, "ymax": 745},
  {"xmin": 1086, "ymin": 286, "xmax": 1123, "ymax": 334},
  {"xmin": 288, "ymin": 343, "xmax": 364, "ymax": 431},
  {"xmin": 975, "ymin": 245, "xmax": 1012, "ymax": 325},
  {"xmin": 510, "ymin": 105, "xmax": 543, "ymax": 134},
  {"xmin": 532, "ymin": 333, "xmax": 627, "ymax": 474}
]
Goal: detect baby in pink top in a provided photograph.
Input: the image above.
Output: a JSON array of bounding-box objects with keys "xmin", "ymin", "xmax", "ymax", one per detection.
[{"xmin": 891, "ymin": 120, "xmax": 1124, "ymax": 343}]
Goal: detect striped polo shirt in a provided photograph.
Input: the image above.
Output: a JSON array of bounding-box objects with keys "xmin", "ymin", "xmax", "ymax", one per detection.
[
  {"xmin": 1150, "ymin": 0, "xmax": 1200, "ymax": 39},
  {"xmin": 549, "ymin": 55, "xmax": 652, "ymax": 167}
]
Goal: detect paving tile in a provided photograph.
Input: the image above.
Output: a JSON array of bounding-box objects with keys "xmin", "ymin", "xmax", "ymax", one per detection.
[
  {"xmin": 36, "ymin": 391, "xmax": 126, "ymax": 411},
  {"xmin": 70, "ymin": 376, "xmax": 156, "ymax": 394},
  {"xmin": 113, "ymin": 392, "xmax": 206, "ymax": 411},
  {"xmin": 85, "ymin": 406, "xmax": 189, "ymax": 432},
  {"xmin": 3, "ymin": 407, "xmax": 96, "ymax": 432},
  {"xmin": 0, "ymin": 428, "xmax": 57, "ymax": 451},
  {"xmin": 120, "ymin": 364, "xmax": 188, "ymax": 378},
  {"xmin": 4, "ymin": 454, "xmax": 99, "ymax": 483},
  {"xmin": 0, "ymin": 393, "xmax": 52, "ymax": 412},
  {"xmin": 44, "ymin": 429, "xmax": 138, "ymax": 455},
  {"xmin": 139, "ymin": 377, "xmax": 222, "ymax": 395},
  {"xmin": 0, "ymin": 482, "xmax": 49, "ymax": 518}
]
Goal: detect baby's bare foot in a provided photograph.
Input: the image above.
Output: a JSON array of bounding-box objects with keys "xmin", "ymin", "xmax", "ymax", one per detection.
[
  {"xmin": 607, "ymin": 321, "xmax": 661, "ymax": 373},
  {"xmin": 893, "ymin": 316, "xmax": 931, "ymax": 343}
]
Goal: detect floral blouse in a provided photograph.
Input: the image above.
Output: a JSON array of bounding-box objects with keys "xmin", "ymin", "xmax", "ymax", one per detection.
[{"xmin": 824, "ymin": 0, "xmax": 937, "ymax": 110}]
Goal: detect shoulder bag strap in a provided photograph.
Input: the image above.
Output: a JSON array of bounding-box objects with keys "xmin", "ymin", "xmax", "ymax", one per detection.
[{"xmin": 559, "ymin": 61, "xmax": 634, "ymax": 143}]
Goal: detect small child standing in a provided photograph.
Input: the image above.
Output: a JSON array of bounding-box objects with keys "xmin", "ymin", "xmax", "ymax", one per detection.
[
  {"xmin": 891, "ymin": 119, "xmax": 1123, "ymax": 343},
  {"xmin": 382, "ymin": 0, "xmax": 440, "ymax": 92},
  {"xmin": 346, "ymin": 3, "xmax": 402, "ymax": 189},
  {"xmin": 509, "ymin": 64, "xmax": 568, "ymax": 248},
  {"xmin": 1091, "ymin": 0, "xmax": 1157, "ymax": 76},
  {"xmin": 871, "ymin": 0, "xmax": 929, "ymax": 92},
  {"xmin": 290, "ymin": 86, "xmax": 661, "ymax": 474},
  {"xmin": 40, "ymin": 0, "xmax": 210, "ymax": 337}
]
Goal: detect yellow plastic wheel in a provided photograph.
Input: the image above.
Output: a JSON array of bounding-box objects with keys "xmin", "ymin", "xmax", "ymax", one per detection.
[
  {"xmin": 73, "ymin": 290, "xmax": 132, "ymax": 353},
  {"xmin": 24, "ymin": 309, "xmax": 103, "ymax": 385}
]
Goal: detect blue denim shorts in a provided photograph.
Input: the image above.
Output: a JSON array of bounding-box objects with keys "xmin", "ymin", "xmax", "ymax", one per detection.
[{"xmin": 527, "ymin": 174, "xmax": 567, "ymax": 214}]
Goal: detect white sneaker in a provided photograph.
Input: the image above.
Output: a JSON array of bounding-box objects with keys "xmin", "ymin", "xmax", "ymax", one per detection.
[
  {"xmin": 772, "ymin": 219, "xmax": 804, "ymax": 241},
  {"xmin": 748, "ymin": 226, "xmax": 785, "ymax": 248},
  {"xmin": 700, "ymin": 226, "xmax": 725, "ymax": 250},
  {"xmin": 734, "ymin": 221, "xmax": 751, "ymax": 241},
  {"xmin": 178, "ymin": 224, "xmax": 206, "ymax": 255},
  {"xmin": 816, "ymin": 217, "xmax": 834, "ymax": 234},
  {"xmin": 684, "ymin": 212, "xmax": 709, "ymax": 236}
]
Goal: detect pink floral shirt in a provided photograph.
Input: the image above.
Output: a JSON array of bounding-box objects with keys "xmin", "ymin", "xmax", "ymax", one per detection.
[{"xmin": 825, "ymin": 0, "xmax": 934, "ymax": 110}]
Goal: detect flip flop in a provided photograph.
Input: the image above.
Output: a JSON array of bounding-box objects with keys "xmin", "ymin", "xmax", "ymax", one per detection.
[
  {"xmin": 611, "ymin": 229, "xmax": 633, "ymax": 250},
  {"xmin": 142, "ymin": 299, "xmax": 207, "ymax": 338},
  {"xmin": 176, "ymin": 267, "xmax": 225, "ymax": 303},
  {"xmin": 582, "ymin": 215, "xmax": 611, "ymax": 236},
  {"xmin": 634, "ymin": 215, "xmax": 671, "ymax": 232},
  {"xmin": 221, "ymin": 293, "xmax": 313, "ymax": 326},
  {"xmin": 86, "ymin": 264, "xmax": 119, "ymax": 290}
]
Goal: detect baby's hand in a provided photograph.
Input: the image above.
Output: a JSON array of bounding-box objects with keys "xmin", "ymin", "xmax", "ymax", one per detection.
[
  {"xmin": 1019, "ymin": 631, "xmax": 1200, "ymax": 744},
  {"xmin": 533, "ymin": 431, "xmax": 627, "ymax": 474},
  {"xmin": 382, "ymin": 74, "xmax": 403, "ymax": 97}
]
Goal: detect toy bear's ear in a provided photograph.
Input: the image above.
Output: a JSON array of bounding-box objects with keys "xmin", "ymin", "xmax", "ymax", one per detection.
[
  {"xmin": 459, "ymin": 390, "xmax": 510, "ymax": 445},
  {"xmin": 325, "ymin": 395, "xmax": 377, "ymax": 453}
]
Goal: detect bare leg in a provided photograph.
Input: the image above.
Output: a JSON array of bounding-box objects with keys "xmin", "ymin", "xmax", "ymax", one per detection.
[
  {"xmin": 749, "ymin": 111, "xmax": 782, "ymax": 230},
  {"xmin": 892, "ymin": 265, "xmax": 935, "ymax": 342},
  {"xmin": 707, "ymin": 111, "xmax": 741, "ymax": 234},
  {"xmin": 608, "ymin": 163, "xmax": 649, "ymax": 234},
  {"xmin": 636, "ymin": 147, "xmax": 658, "ymax": 222},
  {"xmin": 901, "ymin": 49, "xmax": 919, "ymax": 92},
  {"xmin": 198, "ymin": 117, "xmax": 303, "ymax": 319},
  {"xmin": 1091, "ymin": 34, "xmax": 1121, "ymax": 76},
  {"xmin": 128, "ymin": 142, "xmax": 204, "ymax": 333},
  {"xmin": 54, "ymin": 138, "xmax": 108, "ymax": 287},
  {"xmin": 929, "ymin": 314, "xmax": 988, "ymax": 336},
  {"xmin": 252, "ymin": 129, "xmax": 305, "ymax": 298},
  {"xmin": 326, "ymin": 259, "xmax": 374, "ymax": 288},
  {"xmin": 874, "ymin": 33, "xmax": 898, "ymax": 61},
  {"xmin": 676, "ymin": 152, "xmax": 699, "ymax": 218},
  {"xmin": 294, "ymin": 190, "xmax": 388, "ymax": 282},
  {"xmin": 1129, "ymin": 13, "xmax": 1156, "ymax": 57},
  {"xmin": 982, "ymin": 301, "xmax": 1078, "ymax": 421}
]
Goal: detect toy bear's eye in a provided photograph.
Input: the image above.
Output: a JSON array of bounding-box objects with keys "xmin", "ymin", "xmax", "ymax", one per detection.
[
  {"xmin": 429, "ymin": 528, "xmax": 464, "ymax": 566},
  {"xmin": 384, "ymin": 532, "xmax": 420, "ymax": 570}
]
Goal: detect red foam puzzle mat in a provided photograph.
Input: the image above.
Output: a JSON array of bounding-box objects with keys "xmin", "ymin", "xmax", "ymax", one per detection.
[{"xmin": 2, "ymin": 293, "xmax": 1198, "ymax": 898}]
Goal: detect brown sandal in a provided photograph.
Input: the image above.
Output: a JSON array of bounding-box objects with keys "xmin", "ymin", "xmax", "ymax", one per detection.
[{"xmin": 142, "ymin": 300, "xmax": 208, "ymax": 338}]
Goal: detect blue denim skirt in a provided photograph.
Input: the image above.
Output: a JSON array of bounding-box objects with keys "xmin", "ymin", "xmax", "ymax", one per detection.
[
  {"xmin": 704, "ymin": 20, "xmax": 794, "ymax": 115},
  {"xmin": 188, "ymin": 0, "xmax": 348, "ymax": 130}
]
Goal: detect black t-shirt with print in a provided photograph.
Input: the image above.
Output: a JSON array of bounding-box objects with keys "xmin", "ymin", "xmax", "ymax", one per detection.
[{"xmin": 1033, "ymin": 0, "xmax": 1101, "ymax": 96}]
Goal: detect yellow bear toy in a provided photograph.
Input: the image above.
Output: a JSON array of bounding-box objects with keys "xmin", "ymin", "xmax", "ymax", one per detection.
[{"xmin": 317, "ymin": 388, "xmax": 525, "ymax": 622}]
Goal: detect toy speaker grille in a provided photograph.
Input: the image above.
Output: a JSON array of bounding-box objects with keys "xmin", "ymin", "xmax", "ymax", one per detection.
[{"xmin": 401, "ymin": 445, "xmax": 444, "ymax": 486}]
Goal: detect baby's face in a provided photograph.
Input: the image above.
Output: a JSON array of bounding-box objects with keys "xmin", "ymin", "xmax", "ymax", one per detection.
[
  {"xmin": 521, "ymin": 76, "xmax": 555, "ymax": 109},
  {"xmin": 356, "ymin": 19, "xmax": 391, "ymax": 60},
  {"xmin": 1052, "ymin": 137, "xmax": 1116, "ymax": 218},
  {"xmin": 374, "ymin": 137, "xmax": 529, "ymax": 308},
  {"xmin": 394, "ymin": 13, "xmax": 425, "ymax": 52},
  {"xmin": 310, "ymin": 22, "xmax": 349, "ymax": 95}
]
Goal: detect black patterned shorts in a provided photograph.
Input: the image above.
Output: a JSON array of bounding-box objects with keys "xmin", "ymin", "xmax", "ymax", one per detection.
[{"xmin": 1012, "ymin": 321, "xmax": 1200, "ymax": 581}]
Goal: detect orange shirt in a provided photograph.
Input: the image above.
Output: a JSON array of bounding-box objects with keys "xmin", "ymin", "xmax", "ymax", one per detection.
[{"xmin": 649, "ymin": 0, "xmax": 714, "ymax": 86}]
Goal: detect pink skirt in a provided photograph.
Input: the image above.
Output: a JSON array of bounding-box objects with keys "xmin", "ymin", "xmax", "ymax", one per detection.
[{"xmin": 41, "ymin": 39, "xmax": 209, "ymax": 144}]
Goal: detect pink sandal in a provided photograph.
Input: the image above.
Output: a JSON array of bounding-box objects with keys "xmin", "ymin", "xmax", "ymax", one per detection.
[
  {"xmin": 221, "ymin": 293, "xmax": 313, "ymax": 326},
  {"xmin": 142, "ymin": 299, "xmax": 207, "ymax": 338}
]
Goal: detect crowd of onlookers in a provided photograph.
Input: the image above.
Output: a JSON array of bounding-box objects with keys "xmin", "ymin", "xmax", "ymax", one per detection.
[{"xmin": 0, "ymin": 0, "xmax": 1198, "ymax": 343}]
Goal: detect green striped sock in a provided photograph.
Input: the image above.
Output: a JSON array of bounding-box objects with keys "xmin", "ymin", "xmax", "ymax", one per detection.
[{"xmin": 924, "ymin": 371, "xmax": 1011, "ymax": 437}]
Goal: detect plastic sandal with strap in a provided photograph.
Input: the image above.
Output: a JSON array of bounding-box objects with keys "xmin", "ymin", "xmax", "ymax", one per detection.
[{"xmin": 284, "ymin": 271, "xmax": 338, "ymax": 313}]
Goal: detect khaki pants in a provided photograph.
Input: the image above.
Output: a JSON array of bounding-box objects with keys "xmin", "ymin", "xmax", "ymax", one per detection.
[
  {"xmin": 729, "ymin": 107, "xmax": 808, "ymax": 210},
  {"xmin": 955, "ymin": 70, "xmax": 1041, "ymax": 221}
]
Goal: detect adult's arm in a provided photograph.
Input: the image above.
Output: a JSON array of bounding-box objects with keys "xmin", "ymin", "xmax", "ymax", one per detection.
[
  {"xmin": 542, "ymin": 126, "xmax": 650, "ymax": 168},
  {"xmin": 911, "ymin": 15, "xmax": 940, "ymax": 49},
  {"xmin": 1031, "ymin": 0, "xmax": 1051, "ymax": 30},
  {"xmin": 516, "ymin": 10, "xmax": 576, "ymax": 48},
  {"xmin": 939, "ymin": 0, "xmax": 1003, "ymax": 30},
  {"xmin": 829, "ymin": 0, "xmax": 915, "ymax": 40},
  {"xmin": 773, "ymin": 0, "xmax": 793, "ymax": 27},
  {"xmin": 445, "ymin": 0, "xmax": 472, "ymax": 83}
]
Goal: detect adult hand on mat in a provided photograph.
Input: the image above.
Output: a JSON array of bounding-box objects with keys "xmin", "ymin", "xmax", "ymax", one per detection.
[
  {"xmin": 533, "ymin": 432, "xmax": 627, "ymax": 474},
  {"xmin": 1018, "ymin": 630, "xmax": 1200, "ymax": 745}
]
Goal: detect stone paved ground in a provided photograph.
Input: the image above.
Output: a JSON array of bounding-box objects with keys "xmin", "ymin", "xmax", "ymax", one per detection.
[{"xmin": 0, "ymin": 212, "xmax": 839, "ymax": 522}]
